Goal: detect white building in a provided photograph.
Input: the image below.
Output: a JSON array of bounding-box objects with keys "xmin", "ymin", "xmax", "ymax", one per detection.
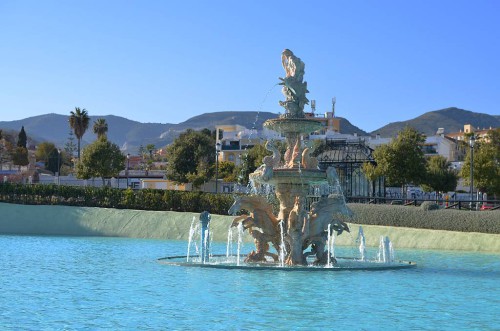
[{"xmin": 215, "ymin": 124, "xmax": 261, "ymax": 166}]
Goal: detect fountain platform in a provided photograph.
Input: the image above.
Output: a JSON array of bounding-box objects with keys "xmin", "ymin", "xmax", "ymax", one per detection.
[
  {"xmin": 263, "ymin": 117, "xmax": 324, "ymax": 134},
  {"xmin": 158, "ymin": 255, "xmax": 417, "ymax": 271}
]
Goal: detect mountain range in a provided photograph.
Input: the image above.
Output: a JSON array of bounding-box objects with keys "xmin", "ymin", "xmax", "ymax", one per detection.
[
  {"xmin": 0, "ymin": 107, "xmax": 498, "ymax": 153},
  {"xmin": 372, "ymin": 107, "xmax": 500, "ymax": 137}
]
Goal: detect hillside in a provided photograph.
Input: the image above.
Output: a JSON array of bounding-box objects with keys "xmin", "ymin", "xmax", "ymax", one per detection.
[
  {"xmin": 2, "ymin": 108, "xmax": 495, "ymax": 151},
  {"xmin": 0, "ymin": 111, "xmax": 367, "ymax": 152},
  {"xmin": 371, "ymin": 107, "xmax": 500, "ymax": 137},
  {"xmin": 0, "ymin": 112, "xmax": 278, "ymax": 152}
]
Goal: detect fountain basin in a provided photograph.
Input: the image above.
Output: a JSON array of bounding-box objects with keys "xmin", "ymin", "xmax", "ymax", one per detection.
[
  {"xmin": 267, "ymin": 168, "xmax": 327, "ymax": 185},
  {"xmin": 158, "ymin": 255, "xmax": 417, "ymax": 271},
  {"xmin": 263, "ymin": 118, "xmax": 324, "ymax": 134}
]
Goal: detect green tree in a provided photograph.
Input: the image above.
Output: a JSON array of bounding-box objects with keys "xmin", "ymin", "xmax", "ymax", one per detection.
[
  {"xmin": 362, "ymin": 161, "xmax": 383, "ymax": 197},
  {"xmin": 17, "ymin": 126, "xmax": 27, "ymax": 148},
  {"xmin": 372, "ymin": 126, "xmax": 427, "ymax": 195},
  {"xmin": 75, "ymin": 137, "xmax": 125, "ymax": 185},
  {"xmin": 12, "ymin": 146, "xmax": 29, "ymax": 170},
  {"xmin": 0, "ymin": 130, "xmax": 5, "ymax": 167},
  {"xmin": 138, "ymin": 145, "xmax": 145, "ymax": 158},
  {"xmin": 92, "ymin": 118, "xmax": 108, "ymax": 139},
  {"xmin": 146, "ymin": 144, "xmax": 156, "ymax": 159},
  {"xmin": 46, "ymin": 148, "xmax": 63, "ymax": 174},
  {"xmin": 64, "ymin": 130, "xmax": 78, "ymax": 169},
  {"xmin": 216, "ymin": 160, "xmax": 238, "ymax": 182},
  {"xmin": 35, "ymin": 141, "xmax": 57, "ymax": 166},
  {"xmin": 310, "ymin": 139, "xmax": 328, "ymax": 157},
  {"xmin": 421, "ymin": 155, "xmax": 458, "ymax": 193},
  {"xmin": 68, "ymin": 107, "xmax": 90, "ymax": 160},
  {"xmin": 461, "ymin": 128, "xmax": 500, "ymax": 198},
  {"xmin": 0, "ymin": 131, "xmax": 13, "ymax": 166},
  {"xmin": 165, "ymin": 129, "xmax": 215, "ymax": 185}
]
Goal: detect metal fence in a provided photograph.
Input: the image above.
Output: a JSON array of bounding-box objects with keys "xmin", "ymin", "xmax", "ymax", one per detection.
[{"xmin": 346, "ymin": 196, "xmax": 499, "ymax": 211}]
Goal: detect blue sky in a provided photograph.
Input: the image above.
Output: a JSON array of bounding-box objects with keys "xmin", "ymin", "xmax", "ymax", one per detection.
[{"xmin": 1, "ymin": 0, "xmax": 499, "ymax": 132}]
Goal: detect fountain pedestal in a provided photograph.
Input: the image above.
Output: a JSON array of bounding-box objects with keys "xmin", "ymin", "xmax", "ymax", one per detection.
[{"xmin": 229, "ymin": 49, "xmax": 353, "ymax": 266}]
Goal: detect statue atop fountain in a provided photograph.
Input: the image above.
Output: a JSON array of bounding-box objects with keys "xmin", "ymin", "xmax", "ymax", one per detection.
[
  {"xmin": 279, "ymin": 49, "xmax": 309, "ymax": 118},
  {"xmin": 229, "ymin": 49, "xmax": 353, "ymax": 266}
]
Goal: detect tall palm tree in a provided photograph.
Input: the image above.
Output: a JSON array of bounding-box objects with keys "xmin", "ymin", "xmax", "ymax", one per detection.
[
  {"xmin": 68, "ymin": 107, "xmax": 90, "ymax": 159},
  {"xmin": 93, "ymin": 118, "xmax": 108, "ymax": 139}
]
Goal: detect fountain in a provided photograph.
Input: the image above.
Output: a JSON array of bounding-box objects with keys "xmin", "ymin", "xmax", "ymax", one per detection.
[
  {"xmin": 159, "ymin": 49, "xmax": 415, "ymax": 271},
  {"xmin": 229, "ymin": 48, "xmax": 357, "ymax": 266}
]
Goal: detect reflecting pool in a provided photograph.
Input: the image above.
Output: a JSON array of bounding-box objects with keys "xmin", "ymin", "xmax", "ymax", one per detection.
[{"xmin": 0, "ymin": 235, "xmax": 498, "ymax": 330}]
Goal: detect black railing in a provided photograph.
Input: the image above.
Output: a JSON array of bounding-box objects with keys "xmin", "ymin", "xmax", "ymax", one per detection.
[{"xmin": 346, "ymin": 196, "xmax": 499, "ymax": 210}]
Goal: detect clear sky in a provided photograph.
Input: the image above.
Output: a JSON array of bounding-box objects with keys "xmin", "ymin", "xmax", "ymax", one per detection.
[{"xmin": 1, "ymin": 0, "xmax": 499, "ymax": 132}]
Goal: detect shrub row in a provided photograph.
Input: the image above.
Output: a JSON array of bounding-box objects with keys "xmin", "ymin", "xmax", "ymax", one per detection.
[
  {"xmin": 0, "ymin": 183, "xmax": 234, "ymax": 215},
  {"xmin": 1, "ymin": 183, "xmax": 497, "ymax": 234},
  {"xmin": 346, "ymin": 203, "xmax": 500, "ymax": 234}
]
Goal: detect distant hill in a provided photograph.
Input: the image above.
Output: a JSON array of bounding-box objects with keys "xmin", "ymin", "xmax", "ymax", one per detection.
[
  {"xmin": 0, "ymin": 112, "xmax": 280, "ymax": 152},
  {"xmin": 371, "ymin": 107, "xmax": 500, "ymax": 137},
  {"xmin": 2, "ymin": 107, "xmax": 494, "ymax": 152},
  {"xmin": 175, "ymin": 111, "xmax": 275, "ymax": 131},
  {"xmin": 337, "ymin": 117, "xmax": 368, "ymax": 136}
]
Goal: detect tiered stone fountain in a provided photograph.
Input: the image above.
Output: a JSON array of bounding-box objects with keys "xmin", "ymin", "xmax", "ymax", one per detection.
[
  {"xmin": 159, "ymin": 49, "xmax": 415, "ymax": 271},
  {"xmin": 228, "ymin": 49, "xmax": 352, "ymax": 266}
]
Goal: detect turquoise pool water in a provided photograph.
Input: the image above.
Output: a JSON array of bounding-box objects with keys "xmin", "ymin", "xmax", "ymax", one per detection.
[{"xmin": 0, "ymin": 235, "xmax": 498, "ymax": 330}]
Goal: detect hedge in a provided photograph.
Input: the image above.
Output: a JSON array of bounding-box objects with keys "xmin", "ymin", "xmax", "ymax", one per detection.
[
  {"xmin": 345, "ymin": 203, "xmax": 500, "ymax": 234},
  {"xmin": 0, "ymin": 183, "xmax": 234, "ymax": 215},
  {"xmin": 1, "ymin": 183, "xmax": 498, "ymax": 234}
]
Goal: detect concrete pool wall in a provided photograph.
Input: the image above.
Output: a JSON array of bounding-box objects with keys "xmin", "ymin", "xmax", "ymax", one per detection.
[{"xmin": 1, "ymin": 202, "xmax": 498, "ymax": 253}]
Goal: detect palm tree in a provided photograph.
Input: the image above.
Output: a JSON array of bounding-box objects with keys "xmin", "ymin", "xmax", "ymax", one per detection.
[
  {"xmin": 68, "ymin": 107, "xmax": 90, "ymax": 159},
  {"xmin": 93, "ymin": 118, "xmax": 108, "ymax": 139}
]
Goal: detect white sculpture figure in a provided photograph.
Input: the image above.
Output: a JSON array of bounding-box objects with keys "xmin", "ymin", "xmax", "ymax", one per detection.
[
  {"xmin": 278, "ymin": 49, "xmax": 309, "ymax": 117},
  {"xmin": 301, "ymin": 141, "xmax": 318, "ymax": 169}
]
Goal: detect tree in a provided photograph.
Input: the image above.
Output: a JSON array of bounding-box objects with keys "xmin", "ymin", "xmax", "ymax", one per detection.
[
  {"xmin": 68, "ymin": 107, "xmax": 90, "ymax": 160},
  {"xmin": 64, "ymin": 130, "xmax": 78, "ymax": 169},
  {"xmin": 372, "ymin": 127, "xmax": 427, "ymax": 195},
  {"xmin": 35, "ymin": 141, "xmax": 57, "ymax": 167},
  {"xmin": 0, "ymin": 130, "xmax": 5, "ymax": 168},
  {"xmin": 12, "ymin": 146, "xmax": 29, "ymax": 170},
  {"xmin": 165, "ymin": 129, "xmax": 215, "ymax": 185},
  {"xmin": 421, "ymin": 155, "xmax": 458, "ymax": 193},
  {"xmin": 75, "ymin": 137, "xmax": 125, "ymax": 185},
  {"xmin": 215, "ymin": 160, "xmax": 238, "ymax": 182},
  {"xmin": 138, "ymin": 145, "xmax": 145, "ymax": 158},
  {"xmin": 146, "ymin": 144, "xmax": 156, "ymax": 159},
  {"xmin": 46, "ymin": 148, "xmax": 62, "ymax": 174},
  {"xmin": 17, "ymin": 126, "xmax": 27, "ymax": 148},
  {"xmin": 92, "ymin": 118, "xmax": 108, "ymax": 139},
  {"xmin": 362, "ymin": 161, "xmax": 383, "ymax": 197},
  {"xmin": 461, "ymin": 128, "xmax": 500, "ymax": 198},
  {"xmin": 0, "ymin": 130, "xmax": 13, "ymax": 167}
]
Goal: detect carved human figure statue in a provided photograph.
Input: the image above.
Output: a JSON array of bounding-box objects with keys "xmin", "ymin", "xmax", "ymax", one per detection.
[
  {"xmin": 281, "ymin": 49, "xmax": 304, "ymax": 82},
  {"xmin": 279, "ymin": 49, "xmax": 309, "ymax": 117}
]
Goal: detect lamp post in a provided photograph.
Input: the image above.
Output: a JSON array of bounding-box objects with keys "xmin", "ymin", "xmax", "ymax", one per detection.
[
  {"xmin": 126, "ymin": 153, "xmax": 130, "ymax": 188},
  {"xmin": 215, "ymin": 142, "xmax": 221, "ymax": 193},
  {"xmin": 469, "ymin": 135, "xmax": 475, "ymax": 210}
]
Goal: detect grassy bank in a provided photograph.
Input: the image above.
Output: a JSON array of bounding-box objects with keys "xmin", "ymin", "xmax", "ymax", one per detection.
[
  {"xmin": 347, "ymin": 203, "xmax": 500, "ymax": 234},
  {"xmin": 1, "ymin": 202, "xmax": 499, "ymax": 253}
]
